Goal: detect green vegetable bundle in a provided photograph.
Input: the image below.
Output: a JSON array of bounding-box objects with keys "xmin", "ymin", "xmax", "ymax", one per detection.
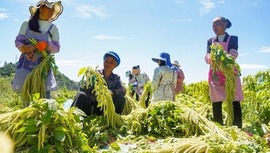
[
  {"xmin": 77, "ymin": 66, "xmax": 124, "ymax": 128},
  {"xmin": 21, "ymin": 55, "xmax": 57, "ymax": 107},
  {"xmin": 0, "ymin": 97, "xmax": 92, "ymax": 153},
  {"xmin": 210, "ymin": 44, "xmax": 241, "ymax": 126}
]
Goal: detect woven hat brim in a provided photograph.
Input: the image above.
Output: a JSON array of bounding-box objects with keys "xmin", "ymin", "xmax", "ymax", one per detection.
[
  {"xmin": 173, "ymin": 62, "xmax": 181, "ymax": 67},
  {"xmin": 173, "ymin": 64, "xmax": 181, "ymax": 67},
  {"xmin": 29, "ymin": 1, "xmax": 63, "ymax": 22}
]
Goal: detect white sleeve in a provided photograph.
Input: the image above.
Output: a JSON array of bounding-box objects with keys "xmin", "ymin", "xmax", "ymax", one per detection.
[
  {"xmin": 50, "ymin": 24, "xmax": 60, "ymax": 42},
  {"xmin": 18, "ymin": 20, "xmax": 29, "ymax": 35}
]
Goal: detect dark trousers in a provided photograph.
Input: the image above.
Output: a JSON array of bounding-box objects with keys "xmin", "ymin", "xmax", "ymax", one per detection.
[
  {"xmin": 212, "ymin": 101, "xmax": 242, "ymax": 129},
  {"xmin": 46, "ymin": 91, "xmax": 51, "ymax": 99},
  {"xmin": 145, "ymin": 93, "xmax": 150, "ymax": 108},
  {"xmin": 130, "ymin": 90, "xmax": 139, "ymax": 100},
  {"xmin": 71, "ymin": 91, "xmax": 125, "ymax": 116}
]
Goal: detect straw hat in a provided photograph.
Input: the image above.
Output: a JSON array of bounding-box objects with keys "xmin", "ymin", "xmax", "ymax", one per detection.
[
  {"xmin": 172, "ymin": 60, "xmax": 181, "ymax": 67},
  {"xmin": 29, "ymin": 0, "xmax": 63, "ymax": 22}
]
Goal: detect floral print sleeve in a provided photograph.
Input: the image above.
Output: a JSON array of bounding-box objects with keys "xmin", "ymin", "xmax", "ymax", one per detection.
[
  {"xmin": 151, "ymin": 68, "xmax": 162, "ymax": 92},
  {"xmin": 151, "ymin": 66, "xmax": 176, "ymax": 102}
]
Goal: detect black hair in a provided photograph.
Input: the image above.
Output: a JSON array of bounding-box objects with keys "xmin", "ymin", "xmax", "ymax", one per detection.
[
  {"xmin": 159, "ymin": 60, "xmax": 166, "ymax": 66},
  {"xmin": 226, "ymin": 19, "xmax": 232, "ymax": 29},
  {"xmin": 129, "ymin": 74, "xmax": 134, "ymax": 80},
  {"xmin": 132, "ymin": 65, "xmax": 140, "ymax": 69},
  {"xmin": 215, "ymin": 16, "xmax": 232, "ymax": 29},
  {"xmin": 28, "ymin": 9, "xmax": 41, "ymax": 33}
]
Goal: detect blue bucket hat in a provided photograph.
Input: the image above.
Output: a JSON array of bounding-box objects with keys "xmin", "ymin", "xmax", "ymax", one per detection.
[
  {"xmin": 160, "ymin": 52, "xmax": 172, "ymax": 67},
  {"xmin": 103, "ymin": 51, "xmax": 121, "ymax": 66},
  {"xmin": 152, "ymin": 52, "xmax": 172, "ymax": 67}
]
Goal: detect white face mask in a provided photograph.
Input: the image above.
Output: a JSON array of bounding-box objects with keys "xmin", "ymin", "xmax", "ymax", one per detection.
[{"xmin": 37, "ymin": 0, "xmax": 54, "ymax": 9}]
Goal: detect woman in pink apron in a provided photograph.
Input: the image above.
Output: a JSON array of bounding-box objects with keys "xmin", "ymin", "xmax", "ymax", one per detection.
[{"xmin": 205, "ymin": 16, "xmax": 244, "ymax": 128}]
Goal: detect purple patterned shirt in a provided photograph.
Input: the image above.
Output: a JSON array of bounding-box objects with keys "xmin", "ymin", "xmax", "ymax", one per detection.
[{"xmin": 99, "ymin": 69, "xmax": 126, "ymax": 96}]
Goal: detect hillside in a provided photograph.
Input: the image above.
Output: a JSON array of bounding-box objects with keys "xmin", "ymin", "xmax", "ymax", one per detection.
[{"xmin": 0, "ymin": 61, "xmax": 79, "ymax": 90}]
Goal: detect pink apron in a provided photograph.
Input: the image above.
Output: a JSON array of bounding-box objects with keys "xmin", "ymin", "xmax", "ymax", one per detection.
[{"xmin": 208, "ymin": 36, "xmax": 244, "ymax": 102}]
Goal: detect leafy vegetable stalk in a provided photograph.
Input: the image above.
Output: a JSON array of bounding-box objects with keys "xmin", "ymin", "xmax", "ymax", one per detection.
[
  {"xmin": 210, "ymin": 44, "xmax": 241, "ymax": 126},
  {"xmin": 78, "ymin": 66, "xmax": 124, "ymax": 128}
]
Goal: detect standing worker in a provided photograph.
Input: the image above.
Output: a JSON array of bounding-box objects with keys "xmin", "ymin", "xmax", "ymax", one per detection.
[{"xmin": 205, "ymin": 16, "xmax": 243, "ymax": 128}]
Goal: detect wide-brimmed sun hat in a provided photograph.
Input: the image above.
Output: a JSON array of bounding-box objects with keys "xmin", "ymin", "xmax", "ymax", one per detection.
[
  {"xmin": 152, "ymin": 54, "xmax": 166, "ymax": 63},
  {"xmin": 29, "ymin": 0, "xmax": 63, "ymax": 22},
  {"xmin": 172, "ymin": 60, "xmax": 181, "ymax": 67},
  {"xmin": 160, "ymin": 52, "xmax": 173, "ymax": 67},
  {"xmin": 152, "ymin": 52, "xmax": 172, "ymax": 66},
  {"xmin": 103, "ymin": 51, "xmax": 121, "ymax": 67}
]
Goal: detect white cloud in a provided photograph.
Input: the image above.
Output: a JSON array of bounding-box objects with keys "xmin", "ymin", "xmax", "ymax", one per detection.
[
  {"xmin": 240, "ymin": 64, "xmax": 269, "ymax": 70},
  {"xmin": 218, "ymin": 0, "xmax": 225, "ymax": 3},
  {"xmin": 92, "ymin": 34, "xmax": 124, "ymax": 40},
  {"xmin": 0, "ymin": 13, "xmax": 8, "ymax": 20},
  {"xmin": 75, "ymin": 5, "xmax": 109, "ymax": 19},
  {"xmin": 199, "ymin": 0, "xmax": 215, "ymax": 15},
  {"xmin": 258, "ymin": 46, "xmax": 270, "ymax": 53},
  {"xmin": 0, "ymin": 8, "xmax": 8, "ymax": 20}
]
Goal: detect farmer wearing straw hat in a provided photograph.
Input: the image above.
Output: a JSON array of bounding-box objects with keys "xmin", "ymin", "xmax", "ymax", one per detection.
[{"xmin": 13, "ymin": 0, "xmax": 63, "ymax": 100}]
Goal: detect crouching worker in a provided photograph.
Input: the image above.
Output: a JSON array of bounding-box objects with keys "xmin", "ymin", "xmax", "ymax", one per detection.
[{"xmin": 71, "ymin": 51, "xmax": 126, "ymax": 116}]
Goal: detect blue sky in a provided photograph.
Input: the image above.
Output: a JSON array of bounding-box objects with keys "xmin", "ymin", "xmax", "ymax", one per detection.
[{"xmin": 0, "ymin": 0, "xmax": 269, "ymax": 85}]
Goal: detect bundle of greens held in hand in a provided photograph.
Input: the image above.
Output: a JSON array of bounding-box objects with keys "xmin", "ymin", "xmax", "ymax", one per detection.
[
  {"xmin": 21, "ymin": 38, "xmax": 58, "ymax": 106},
  {"xmin": 210, "ymin": 44, "xmax": 241, "ymax": 126}
]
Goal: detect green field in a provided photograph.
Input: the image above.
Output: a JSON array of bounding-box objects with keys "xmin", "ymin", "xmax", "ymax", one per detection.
[{"xmin": 1, "ymin": 69, "xmax": 270, "ymax": 153}]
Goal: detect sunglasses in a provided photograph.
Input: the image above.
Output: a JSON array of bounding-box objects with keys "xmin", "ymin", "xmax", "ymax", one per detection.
[{"xmin": 37, "ymin": 0, "xmax": 54, "ymax": 9}]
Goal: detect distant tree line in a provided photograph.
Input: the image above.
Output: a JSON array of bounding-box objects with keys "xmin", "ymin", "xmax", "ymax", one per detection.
[{"xmin": 0, "ymin": 61, "xmax": 79, "ymax": 90}]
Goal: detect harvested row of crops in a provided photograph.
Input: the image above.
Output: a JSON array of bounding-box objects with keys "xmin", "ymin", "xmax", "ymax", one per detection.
[
  {"xmin": 0, "ymin": 96, "xmax": 93, "ymax": 153},
  {"xmin": 76, "ymin": 66, "xmax": 268, "ymax": 152},
  {"xmin": 81, "ymin": 99, "xmax": 266, "ymax": 152},
  {"xmin": 1, "ymin": 66, "xmax": 270, "ymax": 152}
]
